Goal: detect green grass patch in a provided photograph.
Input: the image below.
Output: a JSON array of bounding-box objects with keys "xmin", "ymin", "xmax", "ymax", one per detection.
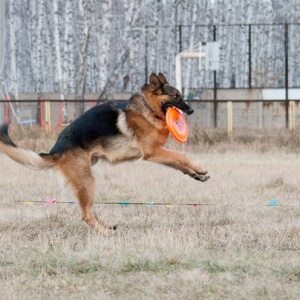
[
  {"xmin": 120, "ymin": 257, "xmax": 187, "ymax": 274},
  {"xmin": 200, "ymin": 260, "xmax": 226, "ymax": 273},
  {"xmin": 31, "ymin": 256, "xmax": 103, "ymax": 276}
]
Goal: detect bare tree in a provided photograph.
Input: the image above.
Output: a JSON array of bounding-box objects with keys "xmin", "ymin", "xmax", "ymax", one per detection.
[
  {"xmin": 147, "ymin": 0, "xmax": 161, "ymax": 75},
  {"xmin": 186, "ymin": 0, "xmax": 198, "ymax": 89},
  {"xmin": 2, "ymin": 0, "xmax": 299, "ymax": 96},
  {"xmin": 9, "ymin": 0, "xmax": 19, "ymax": 102},
  {"xmin": 63, "ymin": 0, "xmax": 75, "ymax": 96},
  {"xmin": 74, "ymin": 0, "xmax": 92, "ymax": 116},
  {"xmin": 97, "ymin": 0, "xmax": 144, "ymax": 101},
  {"xmin": 98, "ymin": 1, "xmax": 112, "ymax": 92},
  {"xmin": 53, "ymin": 0, "xmax": 64, "ymax": 99}
]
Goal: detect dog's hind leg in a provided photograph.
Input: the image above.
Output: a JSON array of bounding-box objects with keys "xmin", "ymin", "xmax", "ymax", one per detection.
[{"xmin": 57, "ymin": 151, "xmax": 116, "ymax": 236}]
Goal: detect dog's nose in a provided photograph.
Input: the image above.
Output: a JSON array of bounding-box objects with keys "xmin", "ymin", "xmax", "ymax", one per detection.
[{"xmin": 187, "ymin": 107, "xmax": 194, "ymax": 115}]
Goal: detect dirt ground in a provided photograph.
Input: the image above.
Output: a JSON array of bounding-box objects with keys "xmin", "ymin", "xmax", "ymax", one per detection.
[{"xmin": 0, "ymin": 146, "xmax": 300, "ymax": 299}]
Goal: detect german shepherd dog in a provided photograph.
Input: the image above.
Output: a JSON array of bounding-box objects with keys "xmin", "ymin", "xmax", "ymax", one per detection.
[{"xmin": 0, "ymin": 73, "xmax": 209, "ymax": 236}]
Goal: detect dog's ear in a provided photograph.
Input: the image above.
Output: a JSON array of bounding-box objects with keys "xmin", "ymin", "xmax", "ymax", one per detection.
[
  {"xmin": 149, "ymin": 73, "xmax": 162, "ymax": 91},
  {"xmin": 158, "ymin": 73, "xmax": 168, "ymax": 85}
]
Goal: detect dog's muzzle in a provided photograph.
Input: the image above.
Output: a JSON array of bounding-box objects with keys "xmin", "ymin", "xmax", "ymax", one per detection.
[
  {"xmin": 162, "ymin": 102, "xmax": 194, "ymax": 116},
  {"xmin": 185, "ymin": 106, "xmax": 194, "ymax": 115}
]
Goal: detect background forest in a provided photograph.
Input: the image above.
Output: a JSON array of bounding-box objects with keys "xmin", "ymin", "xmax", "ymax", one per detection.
[{"xmin": 2, "ymin": 0, "xmax": 300, "ymax": 101}]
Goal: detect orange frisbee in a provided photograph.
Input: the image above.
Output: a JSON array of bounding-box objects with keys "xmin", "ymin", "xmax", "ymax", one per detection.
[{"xmin": 166, "ymin": 107, "xmax": 189, "ymax": 143}]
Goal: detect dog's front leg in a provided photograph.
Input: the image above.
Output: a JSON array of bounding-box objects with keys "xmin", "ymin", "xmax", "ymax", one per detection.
[{"xmin": 143, "ymin": 147, "xmax": 210, "ymax": 182}]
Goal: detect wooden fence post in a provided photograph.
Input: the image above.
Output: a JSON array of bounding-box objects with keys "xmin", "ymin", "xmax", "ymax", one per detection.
[
  {"xmin": 45, "ymin": 101, "xmax": 51, "ymax": 133},
  {"xmin": 227, "ymin": 101, "xmax": 233, "ymax": 139},
  {"xmin": 289, "ymin": 100, "xmax": 296, "ymax": 134}
]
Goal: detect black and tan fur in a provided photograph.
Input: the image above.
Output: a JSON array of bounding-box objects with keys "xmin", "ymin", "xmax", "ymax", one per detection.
[{"xmin": 0, "ymin": 73, "xmax": 209, "ymax": 236}]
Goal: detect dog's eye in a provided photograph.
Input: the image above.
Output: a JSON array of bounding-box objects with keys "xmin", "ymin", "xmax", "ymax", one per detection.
[{"xmin": 173, "ymin": 95, "xmax": 177, "ymax": 99}]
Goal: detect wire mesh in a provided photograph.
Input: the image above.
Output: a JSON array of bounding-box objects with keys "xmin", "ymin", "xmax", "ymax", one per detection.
[{"xmin": 0, "ymin": 100, "xmax": 299, "ymax": 134}]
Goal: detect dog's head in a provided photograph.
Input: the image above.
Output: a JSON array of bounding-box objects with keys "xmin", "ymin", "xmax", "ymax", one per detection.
[{"xmin": 145, "ymin": 73, "xmax": 194, "ymax": 118}]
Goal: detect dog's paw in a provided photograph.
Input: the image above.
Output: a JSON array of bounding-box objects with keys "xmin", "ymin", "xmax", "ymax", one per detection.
[
  {"xmin": 109, "ymin": 224, "xmax": 118, "ymax": 231},
  {"xmin": 94, "ymin": 226, "xmax": 117, "ymax": 237},
  {"xmin": 194, "ymin": 165, "xmax": 208, "ymax": 175},
  {"xmin": 199, "ymin": 169, "xmax": 208, "ymax": 175},
  {"xmin": 102, "ymin": 228, "xmax": 117, "ymax": 237},
  {"xmin": 191, "ymin": 173, "xmax": 210, "ymax": 182}
]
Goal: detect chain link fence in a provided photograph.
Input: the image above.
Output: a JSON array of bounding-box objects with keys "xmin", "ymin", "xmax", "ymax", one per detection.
[
  {"xmin": 0, "ymin": 99, "xmax": 299, "ymax": 137},
  {"xmin": 186, "ymin": 100, "xmax": 299, "ymax": 132}
]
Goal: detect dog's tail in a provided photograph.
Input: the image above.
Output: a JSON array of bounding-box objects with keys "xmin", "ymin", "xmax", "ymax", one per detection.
[{"xmin": 0, "ymin": 124, "xmax": 56, "ymax": 170}]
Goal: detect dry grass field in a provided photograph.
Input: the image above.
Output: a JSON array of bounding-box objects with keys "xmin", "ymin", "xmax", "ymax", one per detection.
[{"xmin": 0, "ymin": 128, "xmax": 300, "ymax": 299}]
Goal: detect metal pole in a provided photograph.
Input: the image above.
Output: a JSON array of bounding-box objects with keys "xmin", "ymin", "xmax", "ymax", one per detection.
[
  {"xmin": 213, "ymin": 25, "xmax": 217, "ymax": 128},
  {"xmin": 179, "ymin": 25, "xmax": 182, "ymax": 52},
  {"xmin": 285, "ymin": 23, "xmax": 289, "ymax": 129},
  {"xmin": 0, "ymin": 0, "xmax": 5, "ymax": 122},
  {"xmin": 248, "ymin": 24, "xmax": 252, "ymax": 88},
  {"xmin": 176, "ymin": 52, "xmax": 205, "ymax": 93},
  {"xmin": 0, "ymin": 0, "xmax": 4, "ymax": 80},
  {"xmin": 145, "ymin": 26, "xmax": 148, "ymax": 82}
]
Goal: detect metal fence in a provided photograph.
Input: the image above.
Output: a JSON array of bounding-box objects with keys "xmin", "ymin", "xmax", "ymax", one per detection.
[
  {"xmin": 145, "ymin": 23, "xmax": 300, "ymax": 90},
  {"xmin": 188, "ymin": 100, "xmax": 298, "ymax": 138},
  {"xmin": 1, "ymin": 99, "xmax": 299, "ymax": 138}
]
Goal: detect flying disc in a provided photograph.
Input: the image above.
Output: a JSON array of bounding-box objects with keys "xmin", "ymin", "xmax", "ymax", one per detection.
[{"xmin": 166, "ymin": 107, "xmax": 189, "ymax": 143}]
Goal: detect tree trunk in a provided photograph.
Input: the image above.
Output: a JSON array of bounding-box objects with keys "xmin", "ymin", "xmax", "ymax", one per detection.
[
  {"xmin": 53, "ymin": 0, "xmax": 64, "ymax": 98},
  {"xmin": 97, "ymin": 0, "xmax": 143, "ymax": 101},
  {"xmin": 186, "ymin": 0, "xmax": 198, "ymax": 90},
  {"xmin": 98, "ymin": 1, "xmax": 112, "ymax": 92},
  {"xmin": 74, "ymin": 0, "xmax": 92, "ymax": 116},
  {"xmin": 9, "ymin": 0, "xmax": 19, "ymax": 102}
]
